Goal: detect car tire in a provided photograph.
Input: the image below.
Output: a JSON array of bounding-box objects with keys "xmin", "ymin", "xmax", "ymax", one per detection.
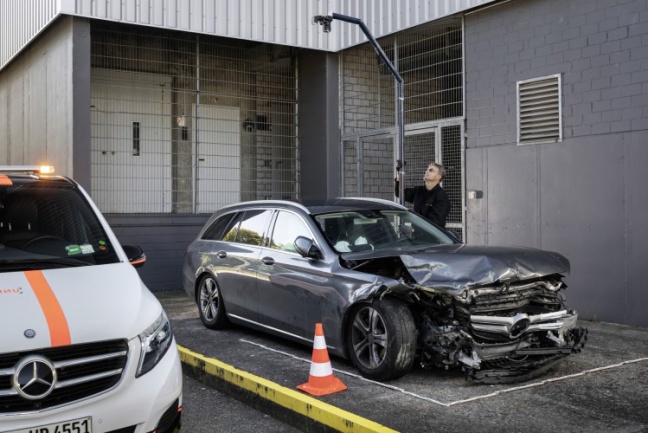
[
  {"xmin": 197, "ymin": 274, "xmax": 230, "ymax": 329},
  {"xmin": 346, "ymin": 298, "xmax": 416, "ymax": 381}
]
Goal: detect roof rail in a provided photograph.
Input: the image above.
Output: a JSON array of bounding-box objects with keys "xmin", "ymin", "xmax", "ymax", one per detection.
[
  {"xmin": 219, "ymin": 199, "xmax": 310, "ymax": 214},
  {"xmin": 338, "ymin": 197, "xmax": 407, "ymax": 210}
]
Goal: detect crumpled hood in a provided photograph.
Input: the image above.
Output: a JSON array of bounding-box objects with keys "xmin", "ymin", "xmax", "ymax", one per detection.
[
  {"xmin": 344, "ymin": 244, "xmax": 569, "ymax": 295},
  {"xmin": 0, "ymin": 263, "xmax": 162, "ymax": 353}
]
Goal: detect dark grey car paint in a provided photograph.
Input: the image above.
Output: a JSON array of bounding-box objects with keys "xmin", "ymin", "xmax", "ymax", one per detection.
[
  {"xmin": 342, "ymin": 244, "xmax": 570, "ymax": 295},
  {"xmin": 183, "ymin": 200, "xmax": 576, "ymax": 361}
]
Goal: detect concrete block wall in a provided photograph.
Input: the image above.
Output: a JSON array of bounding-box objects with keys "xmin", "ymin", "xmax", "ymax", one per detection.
[
  {"xmin": 341, "ymin": 44, "xmax": 391, "ymax": 134},
  {"xmin": 466, "ymin": 0, "xmax": 648, "ymax": 146}
]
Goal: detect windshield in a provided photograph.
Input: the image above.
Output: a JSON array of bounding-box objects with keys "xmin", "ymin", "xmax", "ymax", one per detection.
[
  {"xmin": 314, "ymin": 209, "xmax": 456, "ymax": 253},
  {"xmin": 0, "ymin": 181, "xmax": 120, "ymax": 271}
]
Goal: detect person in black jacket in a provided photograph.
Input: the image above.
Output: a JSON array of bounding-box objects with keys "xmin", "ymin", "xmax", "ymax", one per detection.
[{"xmin": 403, "ymin": 162, "xmax": 451, "ymax": 228}]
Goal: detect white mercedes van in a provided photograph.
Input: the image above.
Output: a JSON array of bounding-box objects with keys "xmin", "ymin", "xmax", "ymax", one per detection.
[{"xmin": 0, "ymin": 166, "xmax": 182, "ymax": 433}]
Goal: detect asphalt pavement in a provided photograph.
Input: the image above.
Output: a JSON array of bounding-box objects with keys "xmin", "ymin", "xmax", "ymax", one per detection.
[
  {"xmin": 181, "ymin": 373, "xmax": 301, "ymax": 432},
  {"xmin": 158, "ymin": 291, "xmax": 648, "ymax": 433}
]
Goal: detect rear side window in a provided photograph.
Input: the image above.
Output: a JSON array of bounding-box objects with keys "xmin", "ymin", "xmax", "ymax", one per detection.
[
  {"xmin": 202, "ymin": 213, "xmax": 236, "ymax": 240},
  {"xmin": 223, "ymin": 209, "xmax": 273, "ymax": 246}
]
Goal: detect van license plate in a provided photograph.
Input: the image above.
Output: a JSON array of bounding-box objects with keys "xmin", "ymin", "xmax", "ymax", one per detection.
[{"xmin": 8, "ymin": 417, "xmax": 92, "ymax": 433}]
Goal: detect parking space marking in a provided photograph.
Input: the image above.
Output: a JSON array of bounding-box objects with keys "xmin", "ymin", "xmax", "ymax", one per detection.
[
  {"xmin": 241, "ymin": 339, "xmax": 450, "ymax": 405},
  {"xmin": 241, "ymin": 339, "xmax": 648, "ymax": 408}
]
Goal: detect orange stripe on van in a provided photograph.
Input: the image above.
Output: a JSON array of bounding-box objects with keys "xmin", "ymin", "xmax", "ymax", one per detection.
[
  {"xmin": 0, "ymin": 174, "xmax": 12, "ymax": 186},
  {"xmin": 25, "ymin": 270, "xmax": 71, "ymax": 347}
]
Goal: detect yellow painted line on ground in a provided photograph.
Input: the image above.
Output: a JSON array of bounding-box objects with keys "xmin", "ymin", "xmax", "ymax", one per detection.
[{"xmin": 177, "ymin": 345, "xmax": 398, "ymax": 433}]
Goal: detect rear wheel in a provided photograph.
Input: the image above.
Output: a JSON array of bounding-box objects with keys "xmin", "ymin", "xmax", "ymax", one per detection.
[
  {"xmin": 197, "ymin": 274, "xmax": 230, "ymax": 329},
  {"xmin": 346, "ymin": 298, "xmax": 416, "ymax": 381}
]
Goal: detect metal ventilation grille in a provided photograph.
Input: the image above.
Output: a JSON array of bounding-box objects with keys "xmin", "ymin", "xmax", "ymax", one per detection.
[{"xmin": 517, "ymin": 74, "xmax": 562, "ymax": 144}]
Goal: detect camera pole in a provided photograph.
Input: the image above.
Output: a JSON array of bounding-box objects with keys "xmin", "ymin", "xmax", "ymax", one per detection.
[{"xmin": 313, "ymin": 13, "xmax": 406, "ymax": 205}]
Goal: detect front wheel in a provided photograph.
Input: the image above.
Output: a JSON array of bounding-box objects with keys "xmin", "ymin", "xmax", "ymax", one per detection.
[
  {"xmin": 346, "ymin": 298, "xmax": 416, "ymax": 381},
  {"xmin": 197, "ymin": 274, "xmax": 230, "ymax": 329}
]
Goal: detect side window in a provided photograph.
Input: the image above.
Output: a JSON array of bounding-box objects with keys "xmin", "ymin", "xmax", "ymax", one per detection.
[
  {"xmin": 269, "ymin": 211, "xmax": 311, "ymax": 253},
  {"xmin": 234, "ymin": 209, "xmax": 273, "ymax": 246},
  {"xmin": 202, "ymin": 213, "xmax": 236, "ymax": 240},
  {"xmin": 222, "ymin": 212, "xmax": 243, "ymax": 242}
]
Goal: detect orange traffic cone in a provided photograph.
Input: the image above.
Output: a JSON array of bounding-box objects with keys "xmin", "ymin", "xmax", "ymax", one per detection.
[{"xmin": 297, "ymin": 323, "xmax": 347, "ymax": 396}]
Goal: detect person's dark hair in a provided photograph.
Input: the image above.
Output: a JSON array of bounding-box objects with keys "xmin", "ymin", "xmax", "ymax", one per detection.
[{"xmin": 429, "ymin": 162, "xmax": 447, "ymax": 180}]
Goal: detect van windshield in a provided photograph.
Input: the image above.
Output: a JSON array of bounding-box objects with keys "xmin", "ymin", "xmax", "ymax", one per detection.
[{"xmin": 0, "ymin": 180, "xmax": 120, "ymax": 271}]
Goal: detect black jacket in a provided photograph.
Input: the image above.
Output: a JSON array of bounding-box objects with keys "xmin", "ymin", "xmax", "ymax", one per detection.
[{"xmin": 404, "ymin": 184, "xmax": 451, "ymax": 228}]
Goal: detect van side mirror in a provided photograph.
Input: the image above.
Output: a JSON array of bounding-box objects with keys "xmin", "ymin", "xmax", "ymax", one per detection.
[
  {"xmin": 294, "ymin": 236, "xmax": 323, "ymax": 260},
  {"xmin": 122, "ymin": 244, "xmax": 146, "ymax": 268}
]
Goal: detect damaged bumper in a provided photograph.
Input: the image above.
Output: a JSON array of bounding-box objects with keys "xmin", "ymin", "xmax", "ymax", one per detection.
[
  {"xmin": 458, "ymin": 310, "xmax": 588, "ymax": 384},
  {"xmin": 470, "ymin": 309, "xmax": 578, "ymax": 342}
]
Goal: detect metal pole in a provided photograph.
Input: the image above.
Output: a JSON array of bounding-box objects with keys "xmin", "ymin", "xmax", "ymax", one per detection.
[{"xmin": 316, "ymin": 13, "xmax": 406, "ymax": 205}]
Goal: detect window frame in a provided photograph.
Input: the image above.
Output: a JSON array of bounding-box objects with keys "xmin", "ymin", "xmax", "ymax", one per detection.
[{"xmin": 266, "ymin": 209, "xmax": 321, "ymax": 255}]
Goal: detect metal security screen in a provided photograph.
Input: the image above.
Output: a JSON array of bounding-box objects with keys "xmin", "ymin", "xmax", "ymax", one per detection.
[
  {"xmin": 340, "ymin": 17, "xmax": 465, "ymax": 236},
  {"xmin": 403, "ymin": 126, "xmax": 464, "ymax": 240},
  {"xmin": 404, "ymin": 131, "xmax": 436, "ymax": 194},
  {"xmin": 441, "ymin": 125, "xmax": 463, "ymax": 238},
  {"xmin": 90, "ymin": 22, "xmax": 298, "ymax": 214},
  {"xmin": 341, "ymin": 17, "xmax": 463, "ymax": 135}
]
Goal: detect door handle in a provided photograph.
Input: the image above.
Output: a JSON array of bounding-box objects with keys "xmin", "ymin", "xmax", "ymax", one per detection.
[
  {"xmin": 216, "ymin": 251, "xmax": 227, "ymax": 258},
  {"xmin": 261, "ymin": 257, "xmax": 274, "ymax": 265}
]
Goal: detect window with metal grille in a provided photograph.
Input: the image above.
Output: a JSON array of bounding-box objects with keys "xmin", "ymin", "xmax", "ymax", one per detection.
[
  {"xmin": 517, "ymin": 74, "xmax": 562, "ymax": 145},
  {"xmin": 90, "ymin": 22, "xmax": 299, "ymax": 214},
  {"xmin": 340, "ymin": 17, "xmax": 463, "ymax": 135},
  {"xmin": 339, "ymin": 17, "xmax": 465, "ymax": 237}
]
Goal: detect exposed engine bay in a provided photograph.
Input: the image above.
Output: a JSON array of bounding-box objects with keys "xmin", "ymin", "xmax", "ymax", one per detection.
[{"xmin": 344, "ymin": 254, "xmax": 588, "ymax": 384}]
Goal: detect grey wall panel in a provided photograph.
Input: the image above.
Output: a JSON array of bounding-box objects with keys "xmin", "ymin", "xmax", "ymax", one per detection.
[
  {"xmin": 0, "ymin": 84, "xmax": 7, "ymax": 159},
  {"xmin": 481, "ymin": 144, "xmax": 539, "ymax": 248},
  {"xmin": 0, "ymin": 18, "xmax": 74, "ymax": 172},
  {"xmin": 0, "ymin": 0, "xmax": 59, "ymax": 70},
  {"xmin": 625, "ymin": 131, "xmax": 648, "ymax": 326},
  {"xmin": 106, "ymin": 214, "xmax": 210, "ymax": 291},
  {"xmin": 71, "ymin": 19, "xmax": 92, "ymax": 190},
  {"xmin": 53, "ymin": 0, "xmax": 496, "ymax": 52},
  {"xmin": 298, "ymin": 50, "xmax": 341, "ymax": 200},
  {"xmin": 465, "ymin": 147, "xmax": 487, "ymax": 244},
  {"xmin": 2, "ymin": 0, "xmax": 497, "ymax": 72},
  {"xmin": 465, "ymin": 0, "xmax": 648, "ymax": 326},
  {"xmin": 537, "ymin": 136, "xmax": 627, "ymax": 323},
  {"xmin": 333, "ymin": 0, "xmax": 496, "ymax": 49}
]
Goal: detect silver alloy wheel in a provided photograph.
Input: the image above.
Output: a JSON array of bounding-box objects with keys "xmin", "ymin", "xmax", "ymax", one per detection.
[
  {"xmin": 350, "ymin": 305, "xmax": 388, "ymax": 369},
  {"xmin": 199, "ymin": 277, "xmax": 219, "ymax": 321}
]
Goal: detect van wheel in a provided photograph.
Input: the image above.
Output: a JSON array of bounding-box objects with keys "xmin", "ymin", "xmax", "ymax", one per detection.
[
  {"xmin": 197, "ymin": 275, "xmax": 230, "ymax": 329},
  {"xmin": 346, "ymin": 298, "xmax": 416, "ymax": 381}
]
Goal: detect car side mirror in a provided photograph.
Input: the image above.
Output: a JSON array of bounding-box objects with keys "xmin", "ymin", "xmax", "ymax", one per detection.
[
  {"xmin": 122, "ymin": 244, "xmax": 147, "ymax": 268},
  {"xmin": 294, "ymin": 236, "xmax": 323, "ymax": 259}
]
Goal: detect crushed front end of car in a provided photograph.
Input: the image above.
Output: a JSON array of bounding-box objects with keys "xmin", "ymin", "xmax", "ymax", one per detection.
[
  {"xmin": 414, "ymin": 275, "xmax": 587, "ymax": 384},
  {"xmin": 344, "ymin": 244, "xmax": 588, "ymax": 384},
  {"xmin": 403, "ymin": 246, "xmax": 588, "ymax": 384}
]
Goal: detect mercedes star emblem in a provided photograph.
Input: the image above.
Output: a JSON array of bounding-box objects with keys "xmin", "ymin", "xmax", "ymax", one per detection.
[{"xmin": 12, "ymin": 355, "xmax": 57, "ymax": 400}]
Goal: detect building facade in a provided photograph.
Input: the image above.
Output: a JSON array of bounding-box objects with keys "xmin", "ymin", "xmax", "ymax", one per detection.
[{"xmin": 1, "ymin": 0, "xmax": 647, "ymax": 326}]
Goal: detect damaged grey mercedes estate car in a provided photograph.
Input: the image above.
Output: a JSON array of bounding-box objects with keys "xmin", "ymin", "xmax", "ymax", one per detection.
[{"xmin": 182, "ymin": 198, "xmax": 587, "ymax": 384}]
